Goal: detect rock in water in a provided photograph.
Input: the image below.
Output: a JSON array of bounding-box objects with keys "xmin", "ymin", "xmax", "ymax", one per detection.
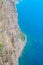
[{"xmin": 0, "ymin": 0, "xmax": 26, "ymax": 65}]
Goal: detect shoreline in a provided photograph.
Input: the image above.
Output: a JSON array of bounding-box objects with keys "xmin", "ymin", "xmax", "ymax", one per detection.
[
  {"xmin": 15, "ymin": 0, "xmax": 27, "ymax": 57},
  {"xmin": 0, "ymin": 0, "xmax": 27, "ymax": 65},
  {"xmin": 15, "ymin": 0, "xmax": 27, "ymax": 43}
]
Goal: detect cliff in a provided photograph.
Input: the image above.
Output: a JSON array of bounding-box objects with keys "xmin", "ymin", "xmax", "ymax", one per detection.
[{"xmin": 0, "ymin": 0, "xmax": 26, "ymax": 65}]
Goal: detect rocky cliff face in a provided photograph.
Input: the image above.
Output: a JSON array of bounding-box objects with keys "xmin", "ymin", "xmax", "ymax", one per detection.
[{"xmin": 0, "ymin": 0, "xmax": 26, "ymax": 65}]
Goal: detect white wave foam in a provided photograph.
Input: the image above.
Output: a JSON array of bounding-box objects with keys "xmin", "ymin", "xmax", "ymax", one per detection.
[
  {"xmin": 15, "ymin": 1, "xmax": 19, "ymax": 4},
  {"xmin": 15, "ymin": 0, "xmax": 23, "ymax": 4}
]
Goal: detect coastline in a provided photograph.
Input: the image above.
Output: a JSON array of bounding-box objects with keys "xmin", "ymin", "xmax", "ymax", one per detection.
[
  {"xmin": 15, "ymin": 1, "xmax": 27, "ymax": 56},
  {"xmin": 0, "ymin": 0, "xmax": 27, "ymax": 65},
  {"xmin": 18, "ymin": 24, "xmax": 27, "ymax": 56}
]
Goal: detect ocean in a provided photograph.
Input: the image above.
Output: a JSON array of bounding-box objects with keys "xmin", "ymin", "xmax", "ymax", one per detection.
[{"xmin": 16, "ymin": 0, "xmax": 43, "ymax": 65}]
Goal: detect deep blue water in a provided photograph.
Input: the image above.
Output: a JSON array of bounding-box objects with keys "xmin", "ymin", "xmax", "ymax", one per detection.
[{"xmin": 16, "ymin": 0, "xmax": 43, "ymax": 65}]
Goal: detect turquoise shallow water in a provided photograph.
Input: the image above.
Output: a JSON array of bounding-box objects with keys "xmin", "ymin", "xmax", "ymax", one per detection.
[{"xmin": 16, "ymin": 0, "xmax": 43, "ymax": 65}]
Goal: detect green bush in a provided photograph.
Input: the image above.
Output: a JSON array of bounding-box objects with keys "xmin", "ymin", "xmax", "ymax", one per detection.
[
  {"xmin": 0, "ymin": 42, "xmax": 3, "ymax": 47},
  {"xmin": 0, "ymin": 42, "xmax": 5, "ymax": 57}
]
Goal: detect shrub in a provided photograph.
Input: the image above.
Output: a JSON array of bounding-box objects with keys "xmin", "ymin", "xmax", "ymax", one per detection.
[{"xmin": 0, "ymin": 42, "xmax": 5, "ymax": 57}]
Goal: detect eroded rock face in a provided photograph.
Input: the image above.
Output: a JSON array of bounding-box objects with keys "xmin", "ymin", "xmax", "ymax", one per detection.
[{"xmin": 0, "ymin": 0, "xmax": 26, "ymax": 65}]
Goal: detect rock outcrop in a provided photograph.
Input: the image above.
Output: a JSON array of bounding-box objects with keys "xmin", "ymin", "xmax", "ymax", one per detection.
[{"xmin": 0, "ymin": 0, "xmax": 26, "ymax": 65}]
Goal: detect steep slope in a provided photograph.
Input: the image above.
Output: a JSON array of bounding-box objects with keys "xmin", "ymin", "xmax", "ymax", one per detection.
[{"xmin": 0, "ymin": 0, "xmax": 26, "ymax": 65}]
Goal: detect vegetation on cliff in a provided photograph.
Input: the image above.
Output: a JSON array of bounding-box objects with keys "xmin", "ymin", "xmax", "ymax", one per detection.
[{"xmin": 0, "ymin": 42, "xmax": 5, "ymax": 57}]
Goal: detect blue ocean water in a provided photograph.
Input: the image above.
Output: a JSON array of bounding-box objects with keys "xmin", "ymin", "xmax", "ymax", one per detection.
[{"xmin": 16, "ymin": 0, "xmax": 43, "ymax": 65}]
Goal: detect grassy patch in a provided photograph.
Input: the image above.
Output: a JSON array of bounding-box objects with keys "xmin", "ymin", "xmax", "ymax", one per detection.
[
  {"xmin": 0, "ymin": 42, "xmax": 5, "ymax": 57},
  {"xmin": 0, "ymin": 42, "xmax": 3, "ymax": 47}
]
